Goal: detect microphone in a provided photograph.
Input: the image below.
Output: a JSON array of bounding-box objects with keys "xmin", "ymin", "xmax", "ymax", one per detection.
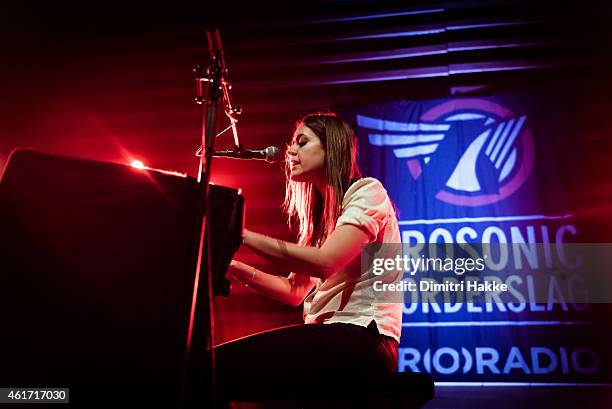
[{"xmin": 213, "ymin": 146, "xmax": 281, "ymax": 162}]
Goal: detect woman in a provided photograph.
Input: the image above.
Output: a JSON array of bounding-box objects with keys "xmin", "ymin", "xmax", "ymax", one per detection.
[{"xmin": 216, "ymin": 112, "xmax": 403, "ymax": 400}]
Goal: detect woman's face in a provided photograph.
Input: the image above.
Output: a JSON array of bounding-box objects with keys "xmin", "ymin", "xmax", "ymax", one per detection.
[{"xmin": 287, "ymin": 123, "xmax": 326, "ymax": 183}]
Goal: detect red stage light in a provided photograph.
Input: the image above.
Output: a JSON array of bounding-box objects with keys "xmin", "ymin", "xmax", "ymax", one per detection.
[{"xmin": 130, "ymin": 160, "xmax": 145, "ymax": 169}]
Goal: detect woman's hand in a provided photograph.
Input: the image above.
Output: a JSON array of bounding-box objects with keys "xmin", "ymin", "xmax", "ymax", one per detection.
[
  {"xmin": 240, "ymin": 225, "xmax": 370, "ymax": 280},
  {"xmin": 225, "ymin": 259, "xmax": 314, "ymax": 305},
  {"xmin": 242, "ymin": 229, "xmax": 253, "ymax": 245},
  {"xmin": 227, "ymin": 259, "xmax": 245, "ymax": 281}
]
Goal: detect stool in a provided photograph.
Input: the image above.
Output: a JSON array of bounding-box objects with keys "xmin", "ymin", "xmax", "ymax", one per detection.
[{"xmin": 224, "ymin": 371, "xmax": 435, "ymax": 409}]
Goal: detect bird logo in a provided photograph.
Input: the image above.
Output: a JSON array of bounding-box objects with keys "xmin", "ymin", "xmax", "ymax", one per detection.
[{"xmin": 357, "ymin": 99, "xmax": 535, "ymax": 207}]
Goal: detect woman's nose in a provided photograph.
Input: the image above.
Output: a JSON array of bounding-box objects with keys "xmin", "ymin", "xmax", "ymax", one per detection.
[{"xmin": 286, "ymin": 147, "xmax": 297, "ymax": 156}]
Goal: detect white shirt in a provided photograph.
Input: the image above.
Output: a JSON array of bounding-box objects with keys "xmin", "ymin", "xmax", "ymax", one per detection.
[{"xmin": 297, "ymin": 177, "xmax": 403, "ymax": 341}]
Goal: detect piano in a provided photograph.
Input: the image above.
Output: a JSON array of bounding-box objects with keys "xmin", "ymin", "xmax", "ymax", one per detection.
[{"xmin": 0, "ymin": 150, "xmax": 243, "ymax": 407}]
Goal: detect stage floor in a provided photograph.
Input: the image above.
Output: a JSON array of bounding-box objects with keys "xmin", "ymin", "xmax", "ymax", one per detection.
[{"xmin": 425, "ymin": 385, "xmax": 612, "ymax": 409}]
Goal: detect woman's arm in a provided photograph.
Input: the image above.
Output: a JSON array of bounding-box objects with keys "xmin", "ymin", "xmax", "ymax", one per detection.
[
  {"xmin": 242, "ymin": 224, "xmax": 371, "ymax": 280},
  {"xmin": 227, "ymin": 260, "xmax": 317, "ymax": 307}
]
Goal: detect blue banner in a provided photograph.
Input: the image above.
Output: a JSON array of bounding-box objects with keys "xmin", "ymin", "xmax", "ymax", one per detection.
[{"xmin": 341, "ymin": 96, "xmax": 610, "ymax": 383}]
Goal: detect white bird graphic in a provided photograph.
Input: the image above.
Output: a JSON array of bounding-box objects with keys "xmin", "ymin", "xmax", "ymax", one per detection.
[{"xmin": 357, "ymin": 113, "xmax": 527, "ymax": 194}]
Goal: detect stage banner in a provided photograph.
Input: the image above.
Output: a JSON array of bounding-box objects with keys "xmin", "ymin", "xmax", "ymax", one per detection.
[{"xmin": 340, "ymin": 96, "xmax": 611, "ymax": 384}]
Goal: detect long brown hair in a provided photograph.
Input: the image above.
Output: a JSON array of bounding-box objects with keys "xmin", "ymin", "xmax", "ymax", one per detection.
[{"xmin": 283, "ymin": 112, "xmax": 362, "ymax": 247}]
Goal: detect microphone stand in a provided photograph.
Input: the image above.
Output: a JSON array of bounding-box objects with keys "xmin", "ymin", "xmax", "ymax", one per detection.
[{"xmin": 181, "ymin": 28, "xmax": 235, "ymax": 409}]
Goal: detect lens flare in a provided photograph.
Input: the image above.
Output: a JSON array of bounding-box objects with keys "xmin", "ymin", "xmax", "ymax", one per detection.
[{"xmin": 130, "ymin": 160, "xmax": 145, "ymax": 169}]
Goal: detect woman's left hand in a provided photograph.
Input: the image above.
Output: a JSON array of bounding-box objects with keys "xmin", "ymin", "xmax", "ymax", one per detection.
[{"xmin": 226, "ymin": 259, "xmax": 242, "ymax": 280}]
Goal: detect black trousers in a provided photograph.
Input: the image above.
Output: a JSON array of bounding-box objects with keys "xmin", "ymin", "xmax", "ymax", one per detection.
[{"xmin": 215, "ymin": 320, "xmax": 398, "ymax": 403}]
